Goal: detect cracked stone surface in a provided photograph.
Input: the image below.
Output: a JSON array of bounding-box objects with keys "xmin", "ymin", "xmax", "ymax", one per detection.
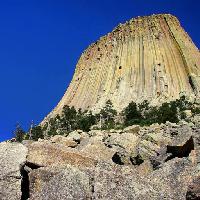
[
  {"xmin": 0, "ymin": 119, "xmax": 200, "ymax": 199},
  {"xmin": 29, "ymin": 166, "xmax": 92, "ymax": 200},
  {"xmin": 26, "ymin": 120, "xmax": 200, "ymax": 199},
  {"xmin": 0, "ymin": 142, "xmax": 28, "ymax": 200}
]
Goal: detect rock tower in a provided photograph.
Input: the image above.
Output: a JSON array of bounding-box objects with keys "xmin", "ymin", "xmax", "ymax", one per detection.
[{"xmin": 48, "ymin": 14, "xmax": 200, "ymax": 118}]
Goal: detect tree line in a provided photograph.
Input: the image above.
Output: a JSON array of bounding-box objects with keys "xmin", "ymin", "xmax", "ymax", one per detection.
[{"xmin": 14, "ymin": 96, "xmax": 200, "ymax": 142}]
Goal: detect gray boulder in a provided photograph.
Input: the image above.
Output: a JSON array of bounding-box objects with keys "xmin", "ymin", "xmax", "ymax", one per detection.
[
  {"xmin": 93, "ymin": 158, "xmax": 194, "ymax": 200},
  {"xmin": 28, "ymin": 158, "xmax": 195, "ymax": 200},
  {"xmin": 50, "ymin": 135, "xmax": 78, "ymax": 147},
  {"xmin": 27, "ymin": 141, "xmax": 97, "ymax": 169},
  {"xmin": 29, "ymin": 166, "xmax": 92, "ymax": 200},
  {"xmin": 186, "ymin": 176, "xmax": 200, "ymax": 199},
  {"xmin": 0, "ymin": 142, "xmax": 28, "ymax": 200}
]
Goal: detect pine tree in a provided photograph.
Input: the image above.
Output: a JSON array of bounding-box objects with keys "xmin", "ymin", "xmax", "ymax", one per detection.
[
  {"xmin": 157, "ymin": 102, "xmax": 179, "ymax": 123},
  {"xmin": 78, "ymin": 111, "xmax": 96, "ymax": 132},
  {"xmin": 123, "ymin": 101, "xmax": 142, "ymax": 126},
  {"xmin": 31, "ymin": 125, "xmax": 44, "ymax": 141},
  {"xmin": 14, "ymin": 123, "xmax": 25, "ymax": 142},
  {"xmin": 100, "ymin": 100, "xmax": 117, "ymax": 129},
  {"xmin": 61, "ymin": 105, "xmax": 77, "ymax": 132}
]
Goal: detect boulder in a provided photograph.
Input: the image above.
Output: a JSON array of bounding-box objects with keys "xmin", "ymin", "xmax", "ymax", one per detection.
[
  {"xmin": 27, "ymin": 141, "xmax": 97, "ymax": 169},
  {"xmin": 123, "ymin": 125, "xmax": 140, "ymax": 134},
  {"xmin": 93, "ymin": 158, "xmax": 194, "ymax": 200},
  {"xmin": 183, "ymin": 110, "xmax": 193, "ymax": 118},
  {"xmin": 29, "ymin": 166, "xmax": 92, "ymax": 200},
  {"xmin": 143, "ymin": 132, "xmax": 171, "ymax": 146},
  {"xmin": 186, "ymin": 176, "xmax": 200, "ymax": 199},
  {"xmin": 50, "ymin": 135, "xmax": 78, "ymax": 147},
  {"xmin": 80, "ymin": 141, "xmax": 116, "ymax": 162},
  {"xmin": 93, "ymin": 162, "xmax": 143, "ymax": 199},
  {"xmin": 27, "ymin": 157, "xmax": 195, "ymax": 200},
  {"xmin": 67, "ymin": 130, "xmax": 81, "ymax": 141},
  {"xmin": 106, "ymin": 132, "xmax": 140, "ymax": 154},
  {"xmin": 169, "ymin": 125, "xmax": 193, "ymax": 146},
  {"xmin": 144, "ymin": 158, "xmax": 194, "ymax": 200},
  {"xmin": 138, "ymin": 139, "xmax": 161, "ymax": 160},
  {"xmin": 88, "ymin": 130, "xmax": 108, "ymax": 138},
  {"xmin": 66, "ymin": 130, "xmax": 88, "ymax": 143},
  {"xmin": 0, "ymin": 142, "xmax": 28, "ymax": 200},
  {"xmin": 139, "ymin": 131, "xmax": 170, "ymax": 164}
]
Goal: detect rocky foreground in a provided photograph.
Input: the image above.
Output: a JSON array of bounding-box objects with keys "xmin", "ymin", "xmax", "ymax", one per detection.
[{"xmin": 1, "ymin": 116, "xmax": 200, "ymax": 199}]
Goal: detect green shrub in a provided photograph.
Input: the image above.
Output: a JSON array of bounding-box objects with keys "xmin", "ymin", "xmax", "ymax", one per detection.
[{"xmin": 174, "ymin": 95, "xmax": 192, "ymax": 111}]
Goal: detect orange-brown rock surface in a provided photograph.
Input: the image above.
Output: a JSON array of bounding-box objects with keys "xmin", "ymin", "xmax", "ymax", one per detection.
[{"xmin": 49, "ymin": 14, "xmax": 200, "ymax": 118}]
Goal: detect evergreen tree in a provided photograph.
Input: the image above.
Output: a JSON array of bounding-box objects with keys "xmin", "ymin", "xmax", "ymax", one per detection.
[
  {"xmin": 13, "ymin": 123, "xmax": 25, "ymax": 142},
  {"xmin": 175, "ymin": 95, "xmax": 191, "ymax": 111},
  {"xmin": 123, "ymin": 101, "xmax": 142, "ymax": 126},
  {"xmin": 78, "ymin": 111, "xmax": 96, "ymax": 132},
  {"xmin": 157, "ymin": 102, "xmax": 179, "ymax": 123},
  {"xmin": 174, "ymin": 95, "xmax": 192, "ymax": 120},
  {"xmin": 100, "ymin": 100, "xmax": 117, "ymax": 129},
  {"xmin": 61, "ymin": 105, "xmax": 77, "ymax": 131},
  {"xmin": 31, "ymin": 125, "xmax": 44, "ymax": 141},
  {"xmin": 43, "ymin": 117, "xmax": 60, "ymax": 136},
  {"xmin": 138, "ymin": 100, "xmax": 149, "ymax": 112},
  {"xmin": 143, "ymin": 106, "xmax": 158, "ymax": 125}
]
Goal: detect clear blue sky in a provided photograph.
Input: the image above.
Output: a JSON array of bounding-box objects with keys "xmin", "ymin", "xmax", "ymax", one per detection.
[{"xmin": 0, "ymin": 0, "xmax": 199, "ymax": 141}]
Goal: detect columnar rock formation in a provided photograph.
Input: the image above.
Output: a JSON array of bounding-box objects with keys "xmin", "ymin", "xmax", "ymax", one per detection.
[{"xmin": 50, "ymin": 14, "xmax": 200, "ymax": 117}]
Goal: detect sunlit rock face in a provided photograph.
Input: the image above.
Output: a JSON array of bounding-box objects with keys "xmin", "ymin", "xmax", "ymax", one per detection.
[{"xmin": 50, "ymin": 14, "xmax": 200, "ymax": 117}]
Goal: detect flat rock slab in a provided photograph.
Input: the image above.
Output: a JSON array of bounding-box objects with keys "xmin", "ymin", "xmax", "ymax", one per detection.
[{"xmin": 27, "ymin": 141, "xmax": 97, "ymax": 169}]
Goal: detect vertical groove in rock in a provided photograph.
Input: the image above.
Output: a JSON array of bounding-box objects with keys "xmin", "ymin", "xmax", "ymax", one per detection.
[
  {"xmin": 44, "ymin": 14, "xmax": 200, "ymax": 120},
  {"xmin": 20, "ymin": 164, "xmax": 30, "ymax": 200}
]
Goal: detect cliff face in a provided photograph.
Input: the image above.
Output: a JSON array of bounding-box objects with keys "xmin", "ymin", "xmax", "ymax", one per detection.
[{"xmin": 51, "ymin": 14, "xmax": 200, "ymax": 117}]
